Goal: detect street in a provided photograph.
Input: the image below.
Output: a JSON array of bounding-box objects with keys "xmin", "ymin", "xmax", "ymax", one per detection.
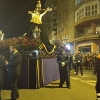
[{"xmin": 1, "ymin": 70, "xmax": 97, "ymax": 100}]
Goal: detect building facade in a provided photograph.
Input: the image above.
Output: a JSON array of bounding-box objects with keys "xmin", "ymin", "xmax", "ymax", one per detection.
[
  {"xmin": 43, "ymin": 0, "xmax": 100, "ymax": 53},
  {"xmin": 43, "ymin": 0, "xmax": 57, "ymax": 40}
]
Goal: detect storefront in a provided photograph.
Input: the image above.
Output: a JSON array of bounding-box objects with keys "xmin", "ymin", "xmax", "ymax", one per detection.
[{"xmin": 75, "ymin": 40, "xmax": 100, "ymax": 54}]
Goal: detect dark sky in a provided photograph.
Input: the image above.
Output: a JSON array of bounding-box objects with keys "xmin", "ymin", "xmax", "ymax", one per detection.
[{"xmin": 0, "ymin": 0, "xmax": 46, "ymax": 38}]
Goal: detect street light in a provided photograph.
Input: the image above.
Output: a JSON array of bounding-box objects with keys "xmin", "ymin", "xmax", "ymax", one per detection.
[{"xmin": 32, "ymin": 26, "xmax": 41, "ymax": 38}]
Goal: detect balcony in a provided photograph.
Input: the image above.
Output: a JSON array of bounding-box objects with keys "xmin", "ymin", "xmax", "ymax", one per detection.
[
  {"xmin": 75, "ymin": 14, "xmax": 100, "ymax": 28},
  {"xmin": 74, "ymin": 33, "xmax": 100, "ymax": 42}
]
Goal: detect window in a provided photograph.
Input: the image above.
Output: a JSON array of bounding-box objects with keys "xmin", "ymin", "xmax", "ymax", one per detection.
[
  {"xmin": 92, "ymin": 5, "xmax": 94, "ymax": 15},
  {"xmin": 76, "ymin": 2, "xmax": 98, "ymax": 22},
  {"xmin": 76, "ymin": 9, "xmax": 83, "ymax": 21},
  {"xmin": 95, "ymin": 4, "xmax": 97, "ymax": 9},
  {"xmin": 92, "ymin": 4, "xmax": 97, "ymax": 15},
  {"xmin": 83, "ymin": 4, "xmax": 97, "ymax": 17},
  {"xmin": 79, "ymin": 46, "xmax": 91, "ymax": 53},
  {"xmin": 95, "ymin": 4, "xmax": 97, "ymax": 14},
  {"xmin": 85, "ymin": 6, "xmax": 90, "ymax": 16},
  {"xmin": 77, "ymin": 12, "xmax": 79, "ymax": 21},
  {"xmin": 79, "ymin": 10, "xmax": 81, "ymax": 19},
  {"xmin": 81, "ymin": 8, "xmax": 84, "ymax": 18}
]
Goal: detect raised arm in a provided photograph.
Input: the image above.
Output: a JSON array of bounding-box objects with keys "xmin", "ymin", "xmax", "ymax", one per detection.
[
  {"xmin": 28, "ymin": 11, "xmax": 36, "ymax": 18},
  {"xmin": 41, "ymin": 7, "xmax": 52, "ymax": 17},
  {"xmin": 28, "ymin": 11, "xmax": 32, "ymax": 14}
]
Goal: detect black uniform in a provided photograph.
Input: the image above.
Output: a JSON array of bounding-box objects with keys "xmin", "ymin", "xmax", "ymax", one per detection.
[
  {"xmin": 75, "ymin": 52, "xmax": 83, "ymax": 76},
  {"xmin": 57, "ymin": 51, "xmax": 70, "ymax": 88},
  {"xmin": 0, "ymin": 55, "xmax": 5, "ymax": 100},
  {"xmin": 7, "ymin": 52, "xmax": 22, "ymax": 100},
  {"xmin": 95, "ymin": 54, "xmax": 100, "ymax": 100},
  {"xmin": 68, "ymin": 53, "xmax": 73, "ymax": 70}
]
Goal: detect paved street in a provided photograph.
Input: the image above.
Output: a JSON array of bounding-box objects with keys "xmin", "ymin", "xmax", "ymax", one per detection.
[{"xmin": 1, "ymin": 70, "xmax": 97, "ymax": 100}]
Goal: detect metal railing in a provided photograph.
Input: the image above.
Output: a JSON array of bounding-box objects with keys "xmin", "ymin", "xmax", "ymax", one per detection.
[{"xmin": 74, "ymin": 32, "xmax": 100, "ymax": 40}]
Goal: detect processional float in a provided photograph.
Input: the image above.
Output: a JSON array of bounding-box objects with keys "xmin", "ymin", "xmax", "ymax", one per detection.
[{"xmin": 28, "ymin": 0, "xmax": 55, "ymax": 54}]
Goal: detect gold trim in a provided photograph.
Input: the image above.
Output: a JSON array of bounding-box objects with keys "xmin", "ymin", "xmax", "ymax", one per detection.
[
  {"xmin": 42, "ymin": 59, "xmax": 44, "ymax": 85},
  {"xmin": 42, "ymin": 43, "xmax": 56, "ymax": 54},
  {"xmin": 36, "ymin": 59, "xmax": 40, "ymax": 88}
]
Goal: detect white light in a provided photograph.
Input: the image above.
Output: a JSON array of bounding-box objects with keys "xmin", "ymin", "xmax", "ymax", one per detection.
[
  {"xmin": 96, "ymin": 31, "xmax": 98, "ymax": 34},
  {"xmin": 65, "ymin": 44, "xmax": 70, "ymax": 50}
]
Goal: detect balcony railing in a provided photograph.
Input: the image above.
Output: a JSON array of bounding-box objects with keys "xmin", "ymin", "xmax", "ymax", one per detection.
[{"xmin": 74, "ymin": 32, "xmax": 100, "ymax": 41}]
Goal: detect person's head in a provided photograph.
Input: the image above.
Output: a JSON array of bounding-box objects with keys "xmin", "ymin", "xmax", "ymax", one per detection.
[
  {"xmin": 37, "ymin": 0, "xmax": 40, "ymax": 3},
  {"xmin": 10, "ymin": 44, "xmax": 18, "ymax": 53},
  {"xmin": 59, "ymin": 46, "xmax": 65, "ymax": 54}
]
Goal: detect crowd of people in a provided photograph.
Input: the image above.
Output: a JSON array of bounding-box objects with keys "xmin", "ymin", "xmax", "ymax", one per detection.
[
  {"xmin": 73, "ymin": 51, "xmax": 99, "ymax": 73},
  {"xmin": 57, "ymin": 46, "xmax": 100, "ymax": 100}
]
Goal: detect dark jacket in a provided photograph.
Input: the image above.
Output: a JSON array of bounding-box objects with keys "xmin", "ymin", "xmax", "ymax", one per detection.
[
  {"xmin": 57, "ymin": 52, "xmax": 70, "ymax": 66},
  {"xmin": 57, "ymin": 52, "xmax": 62, "ymax": 64},
  {"xmin": 95, "ymin": 56, "xmax": 100, "ymax": 72},
  {"xmin": 0, "ymin": 55, "xmax": 5, "ymax": 87},
  {"xmin": 75, "ymin": 53, "xmax": 83, "ymax": 63},
  {"xmin": 8, "ymin": 52, "xmax": 22, "ymax": 76}
]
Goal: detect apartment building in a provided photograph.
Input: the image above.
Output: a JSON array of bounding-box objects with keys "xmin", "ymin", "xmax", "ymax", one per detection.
[
  {"xmin": 43, "ymin": 0, "xmax": 100, "ymax": 53},
  {"xmin": 43, "ymin": 0, "xmax": 57, "ymax": 40}
]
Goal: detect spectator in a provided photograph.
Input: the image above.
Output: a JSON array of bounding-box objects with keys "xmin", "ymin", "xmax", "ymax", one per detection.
[
  {"xmin": 5, "ymin": 44, "xmax": 22, "ymax": 100},
  {"xmin": 75, "ymin": 50, "xmax": 83, "ymax": 76}
]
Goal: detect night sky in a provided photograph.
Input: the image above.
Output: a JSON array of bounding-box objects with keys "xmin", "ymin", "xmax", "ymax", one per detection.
[{"xmin": 0, "ymin": 0, "xmax": 46, "ymax": 38}]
